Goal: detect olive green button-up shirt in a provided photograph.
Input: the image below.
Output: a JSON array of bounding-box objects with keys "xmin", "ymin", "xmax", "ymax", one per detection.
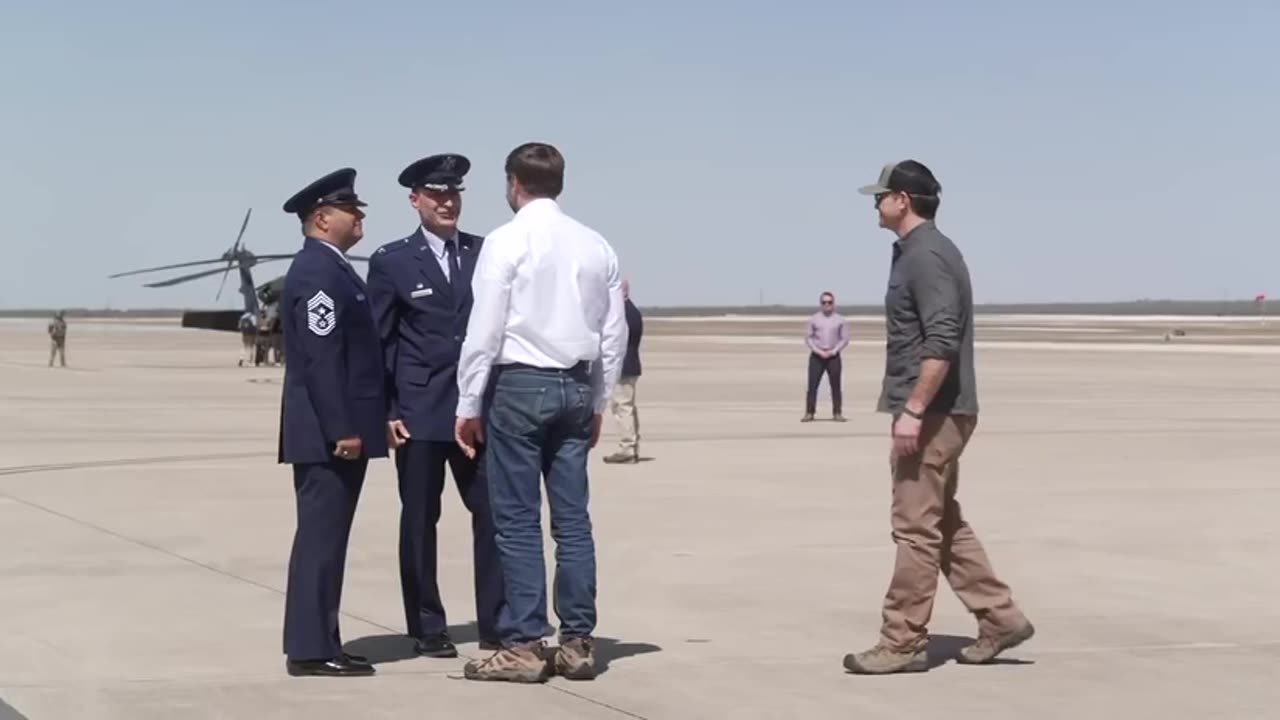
[{"xmin": 877, "ymin": 221, "xmax": 978, "ymax": 416}]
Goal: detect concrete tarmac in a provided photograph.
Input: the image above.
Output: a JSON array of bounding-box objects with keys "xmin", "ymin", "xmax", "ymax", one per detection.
[{"xmin": 1, "ymin": 316, "xmax": 1278, "ymax": 718}]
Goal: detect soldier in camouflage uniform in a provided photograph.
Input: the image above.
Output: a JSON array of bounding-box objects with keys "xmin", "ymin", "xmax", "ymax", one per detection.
[
  {"xmin": 48, "ymin": 311, "xmax": 67, "ymax": 367},
  {"xmin": 239, "ymin": 311, "xmax": 258, "ymax": 367},
  {"xmin": 264, "ymin": 302, "xmax": 284, "ymax": 365}
]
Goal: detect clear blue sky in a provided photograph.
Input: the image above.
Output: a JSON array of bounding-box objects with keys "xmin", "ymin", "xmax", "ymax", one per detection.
[{"xmin": 4, "ymin": 0, "xmax": 1278, "ymax": 309}]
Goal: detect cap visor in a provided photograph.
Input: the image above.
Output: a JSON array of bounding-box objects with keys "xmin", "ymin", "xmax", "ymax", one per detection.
[{"xmin": 857, "ymin": 183, "xmax": 891, "ymax": 196}]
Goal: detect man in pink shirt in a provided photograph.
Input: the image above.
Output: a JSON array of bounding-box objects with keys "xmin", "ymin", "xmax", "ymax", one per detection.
[{"xmin": 803, "ymin": 291, "xmax": 848, "ymax": 422}]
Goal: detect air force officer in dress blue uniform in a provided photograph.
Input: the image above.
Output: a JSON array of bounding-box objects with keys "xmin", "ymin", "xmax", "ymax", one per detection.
[
  {"xmin": 367, "ymin": 154, "xmax": 504, "ymax": 658},
  {"xmin": 278, "ymin": 168, "xmax": 388, "ymax": 677}
]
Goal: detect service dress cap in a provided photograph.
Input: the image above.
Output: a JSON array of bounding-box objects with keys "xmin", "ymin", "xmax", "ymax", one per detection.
[
  {"xmin": 398, "ymin": 153, "xmax": 470, "ymax": 191},
  {"xmin": 283, "ymin": 167, "xmax": 368, "ymax": 218}
]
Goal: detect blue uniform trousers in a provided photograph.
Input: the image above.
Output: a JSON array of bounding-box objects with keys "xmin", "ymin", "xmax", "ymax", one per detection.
[
  {"xmin": 396, "ymin": 440, "xmax": 504, "ymax": 642},
  {"xmin": 283, "ymin": 458, "xmax": 367, "ymax": 661}
]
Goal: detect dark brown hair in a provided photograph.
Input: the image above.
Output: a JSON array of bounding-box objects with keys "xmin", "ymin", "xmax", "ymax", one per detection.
[
  {"xmin": 895, "ymin": 160, "xmax": 941, "ymax": 219},
  {"xmin": 505, "ymin": 142, "xmax": 565, "ymax": 198}
]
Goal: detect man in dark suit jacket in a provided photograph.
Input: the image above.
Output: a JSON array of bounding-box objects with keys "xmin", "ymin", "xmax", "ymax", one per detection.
[
  {"xmin": 367, "ymin": 154, "xmax": 503, "ymax": 658},
  {"xmin": 278, "ymin": 167, "xmax": 387, "ymax": 677},
  {"xmin": 604, "ymin": 278, "xmax": 644, "ymax": 464}
]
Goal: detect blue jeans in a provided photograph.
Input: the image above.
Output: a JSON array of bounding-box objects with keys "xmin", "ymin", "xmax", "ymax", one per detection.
[{"xmin": 484, "ymin": 364, "xmax": 597, "ymax": 646}]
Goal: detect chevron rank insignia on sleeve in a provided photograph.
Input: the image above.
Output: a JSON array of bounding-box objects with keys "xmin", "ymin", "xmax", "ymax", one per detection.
[{"xmin": 307, "ymin": 291, "xmax": 336, "ymax": 336}]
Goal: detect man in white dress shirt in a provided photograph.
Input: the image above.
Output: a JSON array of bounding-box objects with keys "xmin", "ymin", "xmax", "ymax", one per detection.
[{"xmin": 455, "ymin": 142, "xmax": 627, "ymax": 683}]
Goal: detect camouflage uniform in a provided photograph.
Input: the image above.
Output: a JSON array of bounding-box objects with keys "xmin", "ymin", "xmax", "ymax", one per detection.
[
  {"xmin": 48, "ymin": 313, "xmax": 67, "ymax": 367},
  {"xmin": 239, "ymin": 311, "xmax": 258, "ymax": 366}
]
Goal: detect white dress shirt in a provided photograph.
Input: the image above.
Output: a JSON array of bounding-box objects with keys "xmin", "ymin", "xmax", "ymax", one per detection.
[
  {"xmin": 420, "ymin": 226, "xmax": 460, "ymax": 280},
  {"xmin": 456, "ymin": 198, "xmax": 628, "ymax": 417},
  {"xmin": 316, "ymin": 238, "xmax": 348, "ymax": 262}
]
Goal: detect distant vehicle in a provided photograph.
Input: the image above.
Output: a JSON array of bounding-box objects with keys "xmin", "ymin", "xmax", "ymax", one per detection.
[{"xmin": 108, "ymin": 208, "xmax": 369, "ymax": 345}]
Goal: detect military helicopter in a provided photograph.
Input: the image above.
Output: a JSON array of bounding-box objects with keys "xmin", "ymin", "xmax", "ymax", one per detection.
[{"xmin": 108, "ymin": 208, "xmax": 368, "ymax": 361}]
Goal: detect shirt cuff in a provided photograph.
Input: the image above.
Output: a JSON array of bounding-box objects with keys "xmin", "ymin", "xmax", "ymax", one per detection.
[{"xmin": 456, "ymin": 394, "xmax": 483, "ymax": 419}]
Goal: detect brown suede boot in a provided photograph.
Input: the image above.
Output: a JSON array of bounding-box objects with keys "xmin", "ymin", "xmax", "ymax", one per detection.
[
  {"xmin": 957, "ymin": 621, "xmax": 1035, "ymax": 664},
  {"xmin": 842, "ymin": 643, "xmax": 929, "ymax": 675},
  {"xmin": 463, "ymin": 641, "xmax": 552, "ymax": 683},
  {"xmin": 554, "ymin": 637, "xmax": 597, "ymax": 680}
]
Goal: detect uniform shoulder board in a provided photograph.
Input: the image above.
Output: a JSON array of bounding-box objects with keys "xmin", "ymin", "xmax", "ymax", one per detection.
[{"xmin": 375, "ymin": 238, "xmax": 412, "ymax": 256}]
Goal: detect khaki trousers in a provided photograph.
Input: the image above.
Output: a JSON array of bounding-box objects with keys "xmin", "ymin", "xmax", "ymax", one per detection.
[
  {"xmin": 609, "ymin": 376, "xmax": 639, "ymax": 455},
  {"xmin": 879, "ymin": 413, "xmax": 1025, "ymax": 651}
]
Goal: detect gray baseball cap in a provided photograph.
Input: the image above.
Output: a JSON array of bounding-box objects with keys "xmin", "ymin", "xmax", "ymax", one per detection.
[{"xmin": 857, "ymin": 160, "xmax": 941, "ymax": 196}]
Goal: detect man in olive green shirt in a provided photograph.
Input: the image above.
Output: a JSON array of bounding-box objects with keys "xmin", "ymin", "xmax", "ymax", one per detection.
[{"xmin": 843, "ymin": 160, "xmax": 1033, "ymax": 676}]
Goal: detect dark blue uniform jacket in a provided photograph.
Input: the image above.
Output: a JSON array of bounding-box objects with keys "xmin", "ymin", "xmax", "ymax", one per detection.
[
  {"xmin": 367, "ymin": 229, "xmax": 483, "ymax": 443},
  {"xmin": 278, "ymin": 237, "xmax": 390, "ymax": 464}
]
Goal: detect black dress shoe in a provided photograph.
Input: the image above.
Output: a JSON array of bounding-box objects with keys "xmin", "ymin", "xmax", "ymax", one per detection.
[
  {"xmin": 343, "ymin": 652, "xmax": 371, "ymax": 665},
  {"xmin": 286, "ymin": 656, "xmax": 376, "ymax": 677},
  {"xmin": 415, "ymin": 633, "xmax": 458, "ymax": 658}
]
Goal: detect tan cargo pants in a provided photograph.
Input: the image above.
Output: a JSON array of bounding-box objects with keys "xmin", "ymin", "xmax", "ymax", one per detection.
[
  {"xmin": 879, "ymin": 413, "xmax": 1026, "ymax": 651},
  {"xmin": 609, "ymin": 376, "xmax": 639, "ymax": 456}
]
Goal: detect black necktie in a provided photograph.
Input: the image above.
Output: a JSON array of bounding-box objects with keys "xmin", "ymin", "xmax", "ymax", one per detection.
[{"xmin": 444, "ymin": 239, "xmax": 458, "ymax": 289}]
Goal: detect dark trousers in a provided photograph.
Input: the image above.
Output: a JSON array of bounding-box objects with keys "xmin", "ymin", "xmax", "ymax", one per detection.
[
  {"xmin": 485, "ymin": 365, "xmax": 597, "ymax": 646},
  {"xmin": 806, "ymin": 352, "xmax": 843, "ymax": 415},
  {"xmin": 395, "ymin": 439, "xmax": 504, "ymax": 643},
  {"xmin": 283, "ymin": 458, "xmax": 367, "ymax": 661}
]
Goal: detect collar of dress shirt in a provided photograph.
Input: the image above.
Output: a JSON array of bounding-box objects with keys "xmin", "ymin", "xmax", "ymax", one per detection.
[
  {"xmin": 514, "ymin": 197, "xmax": 560, "ymax": 218},
  {"xmin": 420, "ymin": 225, "xmax": 459, "ymax": 260},
  {"xmin": 315, "ymin": 239, "xmax": 347, "ymax": 261}
]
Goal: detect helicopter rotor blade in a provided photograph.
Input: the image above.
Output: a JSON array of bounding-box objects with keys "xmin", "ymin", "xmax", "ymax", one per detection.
[
  {"xmin": 143, "ymin": 266, "xmax": 237, "ymax": 288},
  {"xmin": 232, "ymin": 208, "xmax": 252, "ymax": 253},
  {"xmin": 215, "ymin": 262, "xmax": 233, "ymax": 301},
  {"xmin": 108, "ymin": 258, "xmax": 234, "ymax": 279},
  {"xmin": 140, "ymin": 257, "xmax": 295, "ymax": 289}
]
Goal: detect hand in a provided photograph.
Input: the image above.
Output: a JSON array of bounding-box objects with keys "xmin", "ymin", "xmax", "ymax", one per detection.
[
  {"xmin": 455, "ymin": 416, "xmax": 484, "ymax": 459},
  {"xmin": 818, "ymin": 349, "xmax": 831, "ymax": 359},
  {"xmin": 892, "ymin": 413, "xmax": 922, "ymax": 457},
  {"xmin": 334, "ymin": 437, "xmax": 363, "ymax": 460},
  {"xmin": 387, "ymin": 419, "xmax": 411, "ymax": 449},
  {"xmin": 589, "ymin": 413, "xmax": 603, "ymax": 449}
]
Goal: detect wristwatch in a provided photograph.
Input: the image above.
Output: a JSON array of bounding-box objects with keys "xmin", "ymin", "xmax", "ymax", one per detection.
[{"xmin": 901, "ymin": 406, "xmax": 924, "ymax": 420}]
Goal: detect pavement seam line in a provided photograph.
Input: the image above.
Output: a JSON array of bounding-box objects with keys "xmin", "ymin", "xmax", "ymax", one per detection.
[
  {"xmin": 0, "ymin": 487, "xmax": 402, "ymax": 638},
  {"xmin": 0, "ymin": 481, "xmax": 653, "ymax": 718},
  {"xmin": 547, "ymin": 685, "xmax": 650, "ymax": 719},
  {"xmin": 0, "ymin": 452, "xmax": 273, "ymax": 477}
]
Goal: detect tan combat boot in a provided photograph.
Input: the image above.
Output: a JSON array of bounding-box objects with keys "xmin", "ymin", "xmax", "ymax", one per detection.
[
  {"xmin": 843, "ymin": 643, "xmax": 929, "ymax": 675},
  {"xmin": 463, "ymin": 641, "xmax": 552, "ymax": 683},
  {"xmin": 957, "ymin": 621, "xmax": 1035, "ymax": 664},
  {"xmin": 554, "ymin": 637, "xmax": 596, "ymax": 680}
]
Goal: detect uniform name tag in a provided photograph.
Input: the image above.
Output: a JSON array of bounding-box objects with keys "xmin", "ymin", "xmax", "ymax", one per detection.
[{"xmin": 411, "ymin": 288, "xmax": 434, "ymax": 298}]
